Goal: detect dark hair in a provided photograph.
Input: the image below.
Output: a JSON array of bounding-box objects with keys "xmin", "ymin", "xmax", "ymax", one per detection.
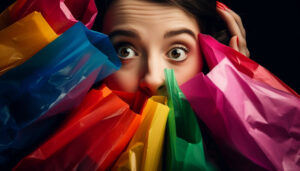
[{"xmin": 93, "ymin": 0, "xmax": 229, "ymax": 44}]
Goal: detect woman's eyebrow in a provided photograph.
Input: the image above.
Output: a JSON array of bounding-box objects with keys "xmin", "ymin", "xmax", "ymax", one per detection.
[
  {"xmin": 164, "ymin": 28, "xmax": 196, "ymax": 40},
  {"xmin": 109, "ymin": 29, "xmax": 139, "ymax": 39}
]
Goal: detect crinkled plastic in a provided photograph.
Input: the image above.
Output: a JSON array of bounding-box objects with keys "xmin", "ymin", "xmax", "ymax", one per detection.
[
  {"xmin": 0, "ymin": 11, "xmax": 58, "ymax": 75},
  {"xmin": 0, "ymin": 22, "xmax": 120, "ymax": 168},
  {"xmin": 180, "ymin": 34, "xmax": 300, "ymax": 171},
  {"xmin": 0, "ymin": 0, "xmax": 97, "ymax": 34},
  {"xmin": 112, "ymin": 96, "xmax": 169, "ymax": 171},
  {"xmin": 112, "ymin": 90, "xmax": 149, "ymax": 114},
  {"xmin": 14, "ymin": 85, "xmax": 142, "ymax": 171},
  {"xmin": 201, "ymin": 33, "xmax": 299, "ymax": 97},
  {"xmin": 164, "ymin": 69, "xmax": 216, "ymax": 171},
  {"xmin": 1, "ymin": 110, "xmax": 67, "ymax": 170}
]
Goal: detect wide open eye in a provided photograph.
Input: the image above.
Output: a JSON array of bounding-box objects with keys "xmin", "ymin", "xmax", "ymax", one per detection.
[
  {"xmin": 167, "ymin": 47, "xmax": 188, "ymax": 62},
  {"xmin": 117, "ymin": 46, "xmax": 136, "ymax": 59}
]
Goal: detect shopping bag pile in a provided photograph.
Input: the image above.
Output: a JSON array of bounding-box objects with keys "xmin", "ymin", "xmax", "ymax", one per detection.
[
  {"xmin": 1, "ymin": 0, "xmax": 299, "ymax": 170},
  {"xmin": 0, "ymin": 1, "xmax": 120, "ymax": 169},
  {"xmin": 112, "ymin": 96, "xmax": 169, "ymax": 171},
  {"xmin": 12, "ymin": 69, "xmax": 214, "ymax": 171},
  {"xmin": 14, "ymin": 85, "xmax": 143, "ymax": 171}
]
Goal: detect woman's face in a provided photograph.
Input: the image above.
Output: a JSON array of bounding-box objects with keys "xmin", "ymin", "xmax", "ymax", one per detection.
[{"xmin": 102, "ymin": 0, "xmax": 203, "ymax": 96}]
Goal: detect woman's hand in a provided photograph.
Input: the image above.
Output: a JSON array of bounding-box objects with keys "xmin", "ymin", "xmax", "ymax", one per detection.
[{"xmin": 216, "ymin": 1, "xmax": 250, "ymax": 57}]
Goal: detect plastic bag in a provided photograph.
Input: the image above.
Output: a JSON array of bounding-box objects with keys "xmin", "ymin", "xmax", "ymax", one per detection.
[
  {"xmin": 112, "ymin": 90, "xmax": 149, "ymax": 114},
  {"xmin": 14, "ymin": 85, "xmax": 142, "ymax": 171},
  {"xmin": 0, "ymin": 0, "xmax": 97, "ymax": 34},
  {"xmin": 180, "ymin": 34, "xmax": 300, "ymax": 171},
  {"xmin": 200, "ymin": 34, "xmax": 299, "ymax": 97},
  {"xmin": 0, "ymin": 22, "xmax": 120, "ymax": 168},
  {"xmin": 164, "ymin": 69, "xmax": 216, "ymax": 171},
  {"xmin": 112, "ymin": 96, "xmax": 169, "ymax": 171},
  {"xmin": 0, "ymin": 11, "xmax": 58, "ymax": 75}
]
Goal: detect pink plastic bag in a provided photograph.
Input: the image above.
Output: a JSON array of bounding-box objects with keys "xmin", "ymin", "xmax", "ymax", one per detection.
[
  {"xmin": 200, "ymin": 34, "xmax": 299, "ymax": 97},
  {"xmin": 8, "ymin": 0, "xmax": 97, "ymax": 34},
  {"xmin": 180, "ymin": 34, "xmax": 300, "ymax": 171}
]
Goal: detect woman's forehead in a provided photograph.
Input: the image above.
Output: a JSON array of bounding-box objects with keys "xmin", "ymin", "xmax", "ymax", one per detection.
[{"xmin": 103, "ymin": 0, "xmax": 200, "ymax": 33}]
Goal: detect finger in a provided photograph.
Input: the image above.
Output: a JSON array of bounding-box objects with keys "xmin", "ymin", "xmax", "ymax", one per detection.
[
  {"xmin": 216, "ymin": 2, "xmax": 250, "ymax": 57},
  {"xmin": 241, "ymin": 46, "xmax": 251, "ymax": 57},
  {"xmin": 216, "ymin": 6, "xmax": 243, "ymax": 40},
  {"xmin": 229, "ymin": 35, "xmax": 251, "ymax": 57},
  {"xmin": 226, "ymin": 8, "xmax": 246, "ymax": 38},
  {"xmin": 231, "ymin": 36, "xmax": 250, "ymax": 57},
  {"xmin": 236, "ymin": 36, "xmax": 250, "ymax": 57},
  {"xmin": 216, "ymin": 4, "xmax": 249, "ymax": 57},
  {"xmin": 229, "ymin": 35, "xmax": 239, "ymax": 52}
]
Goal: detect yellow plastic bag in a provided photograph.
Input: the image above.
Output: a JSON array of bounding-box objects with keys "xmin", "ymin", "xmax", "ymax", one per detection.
[
  {"xmin": 112, "ymin": 96, "xmax": 169, "ymax": 171},
  {"xmin": 0, "ymin": 11, "xmax": 57, "ymax": 75}
]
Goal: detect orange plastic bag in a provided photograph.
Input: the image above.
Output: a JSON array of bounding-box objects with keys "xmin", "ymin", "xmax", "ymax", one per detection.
[
  {"xmin": 112, "ymin": 96, "xmax": 169, "ymax": 171},
  {"xmin": 14, "ymin": 85, "xmax": 143, "ymax": 171},
  {"xmin": 0, "ymin": 11, "xmax": 57, "ymax": 75}
]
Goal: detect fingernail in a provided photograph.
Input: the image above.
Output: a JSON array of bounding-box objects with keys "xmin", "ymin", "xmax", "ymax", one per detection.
[
  {"xmin": 216, "ymin": 1, "xmax": 226, "ymax": 10},
  {"xmin": 236, "ymin": 36, "xmax": 240, "ymax": 48},
  {"xmin": 216, "ymin": 1, "xmax": 229, "ymax": 10}
]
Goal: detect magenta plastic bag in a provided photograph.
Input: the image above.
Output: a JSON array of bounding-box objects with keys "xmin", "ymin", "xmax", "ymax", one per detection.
[
  {"xmin": 180, "ymin": 34, "xmax": 300, "ymax": 171},
  {"xmin": 198, "ymin": 33, "xmax": 298, "ymax": 97},
  {"xmin": 7, "ymin": 0, "xmax": 97, "ymax": 34}
]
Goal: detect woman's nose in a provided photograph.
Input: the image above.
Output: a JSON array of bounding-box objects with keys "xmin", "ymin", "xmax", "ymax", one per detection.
[{"xmin": 139, "ymin": 54, "xmax": 166, "ymax": 96}]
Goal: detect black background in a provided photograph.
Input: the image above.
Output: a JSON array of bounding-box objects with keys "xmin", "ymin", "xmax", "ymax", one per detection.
[
  {"xmin": 1, "ymin": 0, "xmax": 299, "ymax": 92},
  {"xmin": 222, "ymin": 0, "xmax": 300, "ymax": 93}
]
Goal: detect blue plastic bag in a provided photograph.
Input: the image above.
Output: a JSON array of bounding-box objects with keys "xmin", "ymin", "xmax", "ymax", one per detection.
[{"xmin": 0, "ymin": 22, "xmax": 120, "ymax": 169}]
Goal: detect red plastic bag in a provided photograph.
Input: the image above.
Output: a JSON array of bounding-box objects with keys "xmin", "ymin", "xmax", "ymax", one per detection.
[
  {"xmin": 14, "ymin": 85, "xmax": 143, "ymax": 171},
  {"xmin": 3, "ymin": 0, "xmax": 97, "ymax": 34},
  {"xmin": 112, "ymin": 90, "xmax": 149, "ymax": 114}
]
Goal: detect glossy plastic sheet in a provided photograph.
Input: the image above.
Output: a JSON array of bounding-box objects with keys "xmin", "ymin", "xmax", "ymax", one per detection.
[
  {"xmin": 14, "ymin": 85, "xmax": 142, "ymax": 171},
  {"xmin": 112, "ymin": 96, "xmax": 169, "ymax": 171},
  {"xmin": 180, "ymin": 34, "xmax": 300, "ymax": 171},
  {"xmin": 0, "ymin": 22, "xmax": 120, "ymax": 167},
  {"xmin": 0, "ymin": 0, "xmax": 97, "ymax": 34},
  {"xmin": 199, "ymin": 34, "xmax": 299, "ymax": 97},
  {"xmin": 164, "ymin": 69, "xmax": 215, "ymax": 171},
  {"xmin": 0, "ymin": 11, "xmax": 58, "ymax": 75},
  {"xmin": 112, "ymin": 90, "xmax": 149, "ymax": 114}
]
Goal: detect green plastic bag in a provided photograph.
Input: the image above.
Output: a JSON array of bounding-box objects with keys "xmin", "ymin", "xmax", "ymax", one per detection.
[{"xmin": 164, "ymin": 69, "xmax": 216, "ymax": 171}]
